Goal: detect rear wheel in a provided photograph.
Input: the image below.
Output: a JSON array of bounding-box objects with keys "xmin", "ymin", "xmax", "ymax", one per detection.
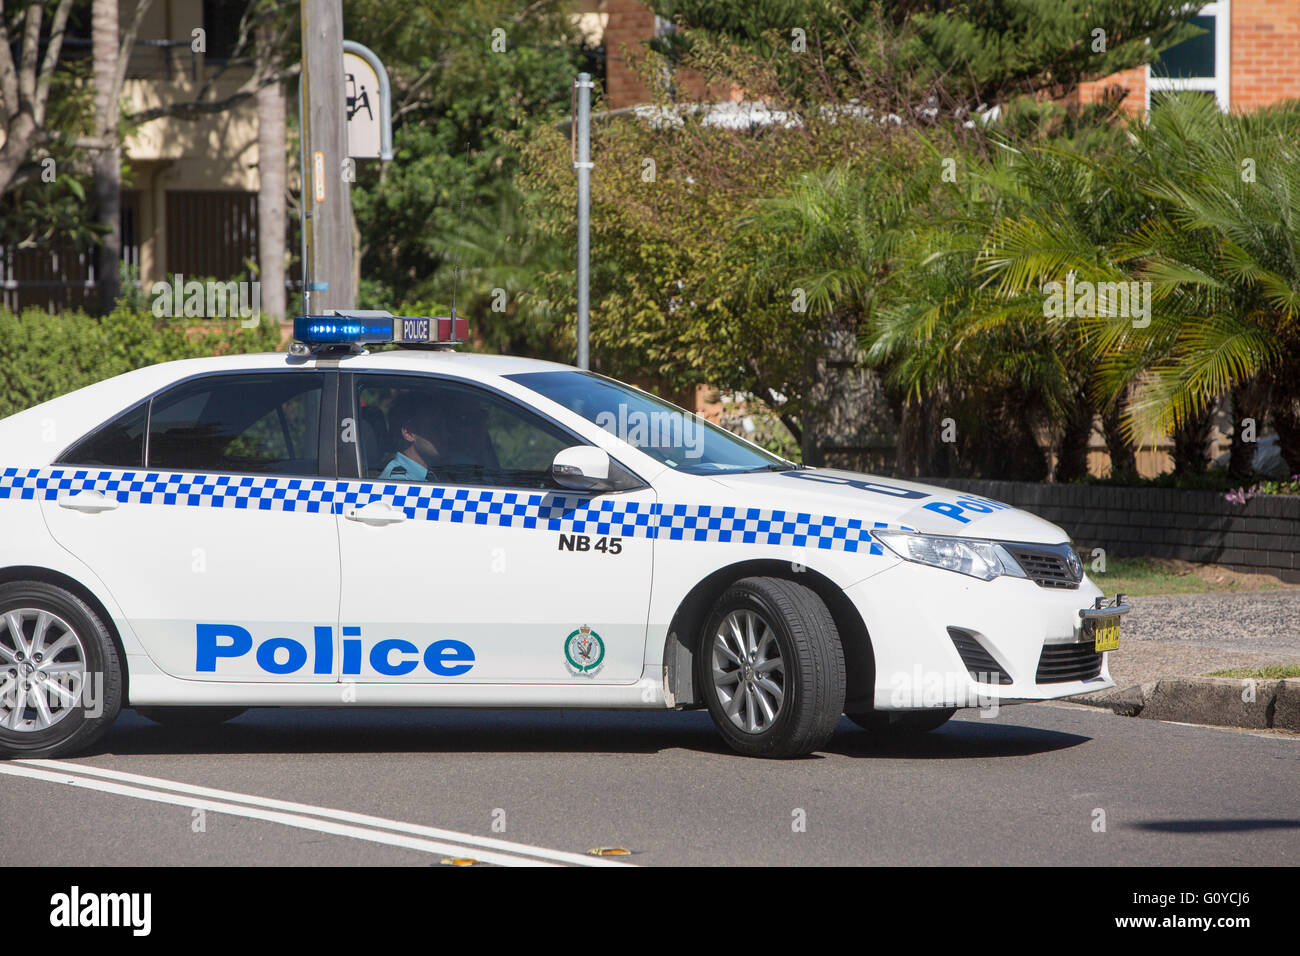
[
  {"xmin": 0, "ymin": 582, "xmax": 123, "ymax": 758},
  {"xmin": 846, "ymin": 708, "xmax": 956, "ymax": 735},
  {"xmin": 136, "ymin": 706, "xmax": 247, "ymax": 726},
  {"xmin": 697, "ymin": 577, "xmax": 845, "ymax": 758}
]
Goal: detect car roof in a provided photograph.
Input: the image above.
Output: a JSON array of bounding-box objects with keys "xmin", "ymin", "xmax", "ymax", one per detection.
[
  {"xmin": 116, "ymin": 348, "xmax": 577, "ymax": 387},
  {"xmin": 339, "ymin": 348, "xmax": 576, "ymax": 378}
]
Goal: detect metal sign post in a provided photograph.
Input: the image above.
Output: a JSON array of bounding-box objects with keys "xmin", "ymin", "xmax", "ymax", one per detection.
[{"xmin": 574, "ymin": 72, "xmax": 593, "ymax": 370}]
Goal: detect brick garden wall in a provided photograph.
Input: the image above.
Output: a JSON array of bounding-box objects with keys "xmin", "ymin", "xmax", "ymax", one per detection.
[{"xmin": 919, "ymin": 478, "xmax": 1300, "ymax": 583}]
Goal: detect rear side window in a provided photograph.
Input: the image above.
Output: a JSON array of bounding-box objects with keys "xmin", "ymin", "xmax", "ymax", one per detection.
[
  {"xmin": 60, "ymin": 402, "xmax": 148, "ymax": 467},
  {"xmin": 147, "ymin": 373, "xmax": 324, "ymax": 475}
]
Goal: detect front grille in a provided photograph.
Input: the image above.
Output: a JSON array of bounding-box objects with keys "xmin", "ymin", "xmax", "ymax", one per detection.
[
  {"xmin": 948, "ymin": 628, "xmax": 1013, "ymax": 684},
  {"xmin": 1035, "ymin": 642, "xmax": 1103, "ymax": 683},
  {"xmin": 1002, "ymin": 543, "xmax": 1080, "ymax": 590}
]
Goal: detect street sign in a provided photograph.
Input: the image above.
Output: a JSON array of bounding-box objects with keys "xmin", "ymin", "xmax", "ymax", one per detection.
[
  {"xmin": 313, "ymin": 151, "xmax": 326, "ymax": 202},
  {"xmin": 344, "ymin": 50, "xmax": 382, "ymax": 159},
  {"xmin": 342, "ymin": 43, "xmax": 391, "ymax": 161}
]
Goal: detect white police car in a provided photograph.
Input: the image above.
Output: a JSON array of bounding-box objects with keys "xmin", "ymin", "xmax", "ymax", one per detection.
[{"xmin": 0, "ymin": 313, "xmax": 1126, "ymax": 759}]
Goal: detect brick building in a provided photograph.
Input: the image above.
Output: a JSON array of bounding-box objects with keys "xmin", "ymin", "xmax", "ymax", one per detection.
[{"xmin": 1076, "ymin": 0, "xmax": 1300, "ymax": 112}]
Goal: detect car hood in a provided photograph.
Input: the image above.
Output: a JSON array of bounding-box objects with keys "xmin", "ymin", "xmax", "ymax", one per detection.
[{"xmin": 704, "ymin": 468, "xmax": 1070, "ymax": 544}]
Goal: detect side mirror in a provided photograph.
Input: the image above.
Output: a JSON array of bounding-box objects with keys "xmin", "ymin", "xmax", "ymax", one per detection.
[{"xmin": 552, "ymin": 445, "xmax": 613, "ymax": 491}]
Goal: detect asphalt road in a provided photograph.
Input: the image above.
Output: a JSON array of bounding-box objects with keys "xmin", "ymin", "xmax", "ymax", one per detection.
[{"xmin": 2, "ymin": 703, "xmax": 1296, "ymax": 866}]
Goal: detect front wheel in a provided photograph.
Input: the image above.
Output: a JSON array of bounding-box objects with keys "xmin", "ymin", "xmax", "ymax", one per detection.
[
  {"xmin": 697, "ymin": 577, "xmax": 845, "ymax": 758},
  {"xmin": 846, "ymin": 708, "xmax": 956, "ymax": 735},
  {"xmin": 0, "ymin": 582, "xmax": 123, "ymax": 758}
]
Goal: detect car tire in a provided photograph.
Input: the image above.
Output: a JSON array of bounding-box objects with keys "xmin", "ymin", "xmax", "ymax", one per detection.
[
  {"xmin": 0, "ymin": 581, "xmax": 123, "ymax": 759},
  {"xmin": 135, "ymin": 706, "xmax": 248, "ymax": 726},
  {"xmin": 846, "ymin": 708, "xmax": 956, "ymax": 735},
  {"xmin": 697, "ymin": 576, "xmax": 845, "ymax": 758}
]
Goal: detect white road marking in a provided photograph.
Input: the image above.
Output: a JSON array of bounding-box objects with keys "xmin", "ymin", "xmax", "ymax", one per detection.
[{"xmin": 3, "ymin": 760, "xmax": 632, "ymax": 867}]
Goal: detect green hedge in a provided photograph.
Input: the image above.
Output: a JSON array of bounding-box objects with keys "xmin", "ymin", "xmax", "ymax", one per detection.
[{"xmin": 0, "ymin": 307, "xmax": 283, "ymax": 419}]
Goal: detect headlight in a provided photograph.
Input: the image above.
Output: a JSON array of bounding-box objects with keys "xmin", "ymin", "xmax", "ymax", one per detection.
[{"xmin": 873, "ymin": 530, "xmax": 1029, "ymax": 582}]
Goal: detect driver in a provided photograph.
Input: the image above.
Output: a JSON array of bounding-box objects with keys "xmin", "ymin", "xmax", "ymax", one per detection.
[{"xmin": 379, "ymin": 395, "xmax": 444, "ymax": 481}]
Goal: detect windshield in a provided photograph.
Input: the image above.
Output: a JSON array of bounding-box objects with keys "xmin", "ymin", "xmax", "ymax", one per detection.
[{"xmin": 506, "ymin": 370, "xmax": 794, "ymax": 476}]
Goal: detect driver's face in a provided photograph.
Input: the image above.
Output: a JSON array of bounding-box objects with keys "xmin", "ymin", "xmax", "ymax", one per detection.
[{"xmin": 401, "ymin": 413, "xmax": 442, "ymax": 462}]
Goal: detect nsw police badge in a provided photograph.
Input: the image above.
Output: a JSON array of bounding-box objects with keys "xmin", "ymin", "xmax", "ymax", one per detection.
[{"xmin": 564, "ymin": 625, "xmax": 605, "ymax": 676}]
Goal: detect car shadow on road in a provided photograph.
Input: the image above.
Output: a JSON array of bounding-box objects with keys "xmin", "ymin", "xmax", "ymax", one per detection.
[
  {"xmin": 825, "ymin": 717, "xmax": 1090, "ymax": 760},
  {"xmin": 98, "ymin": 708, "xmax": 724, "ymax": 756},
  {"xmin": 88, "ymin": 708, "xmax": 1089, "ymax": 760},
  {"xmin": 1125, "ymin": 819, "xmax": 1300, "ymax": 834}
]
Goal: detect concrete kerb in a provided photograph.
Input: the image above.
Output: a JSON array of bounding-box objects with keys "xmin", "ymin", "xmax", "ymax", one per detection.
[{"xmin": 1067, "ymin": 677, "xmax": 1300, "ymax": 731}]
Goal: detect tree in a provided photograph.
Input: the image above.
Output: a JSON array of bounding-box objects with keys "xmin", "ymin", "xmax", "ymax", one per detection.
[
  {"xmin": 0, "ymin": 0, "xmax": 77, "ymax": 193},
  {"xmin": 857, "ymin": 95, "xmax": 1300, "ymax": 481},
  {"xmin": 345, "ymin": 0, "xmax": 592, "ymax": 357},
  {"xmin": 255, "ymin": 15, "xmax": 287, "ymax": 320},
  {"xmin": 649, "ymin": 0, "xmax": 1203, "ymax": 108},
  {"xmin": 1106, "ymin": 95, "xmax": 1300, "ymax": 475},
  {"xmin": 518, "ymin": 45, "xmax": 929, "ymax": 446},
  {"xmin": 519, "ymin": 4, "xmax": 1200, "ymax": 472},
  {"xmin": 92, "ymin": 0, "xmax": 129, "ymax": 311},
  {"xmin": 2, "ymin": 0, "xmax": 297, "ymax": 314}
]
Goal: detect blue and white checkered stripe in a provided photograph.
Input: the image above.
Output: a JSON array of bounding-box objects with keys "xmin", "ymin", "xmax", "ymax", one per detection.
[
  {"xmin": 0, "ymin": 467, "xmax": 339, "ymax": 513},
  {"xmin": 657, "ymin": 503, "xmax": 885, "ymax": 553},
  {"xmin": 335, "ymin": 481, "xmax": 659, "ymax": 538},
  {"xmin": 0, "ymin": 467, "xmax": 886, "ymax": 554}
]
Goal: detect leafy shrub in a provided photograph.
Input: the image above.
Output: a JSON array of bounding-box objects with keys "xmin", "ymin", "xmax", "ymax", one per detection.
[{"xmin": 0, "ymin": 306, "xmax": 283, "ymax": 419}]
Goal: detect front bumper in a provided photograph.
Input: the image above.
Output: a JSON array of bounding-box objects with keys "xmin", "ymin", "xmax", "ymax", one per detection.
[{"xmin": 846, "ymin": 560, "xmax": 1118, "ymax": 710}]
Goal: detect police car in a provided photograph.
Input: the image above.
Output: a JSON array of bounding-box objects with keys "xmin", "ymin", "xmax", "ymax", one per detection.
[{"xmin": 0, "ymin": 313, "xmax": 1127, "ymax": 759}]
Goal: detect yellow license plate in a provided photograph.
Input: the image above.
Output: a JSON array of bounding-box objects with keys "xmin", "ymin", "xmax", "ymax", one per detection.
[{"xmin": 1093, "ymin": 618, "xmax": 1120, "ymax": 652}]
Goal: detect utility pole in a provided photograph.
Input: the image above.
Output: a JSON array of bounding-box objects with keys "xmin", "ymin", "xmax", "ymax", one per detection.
[
  {"xmin": 574, "ymin": 72, "xmax": 593, "ymax": 369},
  {"xmin": 299, "ymin": 0, "xmax": 354, "ymax": 314}
]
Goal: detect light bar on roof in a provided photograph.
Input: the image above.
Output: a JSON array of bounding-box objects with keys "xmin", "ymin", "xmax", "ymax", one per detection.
[{"xmin": 292, "ymin": 310, "xmax": 468, "ymax": 346}]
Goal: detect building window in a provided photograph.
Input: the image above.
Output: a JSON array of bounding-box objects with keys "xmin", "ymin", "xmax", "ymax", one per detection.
[
  {"xmin": 1148, "ymin": 1, "xmax": 1230, "ymax": 110},
  {"xmin": 202, "ymin": 0, "xmax": 249, "ymax": 63}
]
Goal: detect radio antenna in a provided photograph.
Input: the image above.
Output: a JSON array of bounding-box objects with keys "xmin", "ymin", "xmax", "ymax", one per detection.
[
  {"xmin": 451, "ymin": 196, "xmax": 463, "ymax": 323},
  {"xmin": 447, "ymin": 144, "xmax": 471, "ymax": 342}
]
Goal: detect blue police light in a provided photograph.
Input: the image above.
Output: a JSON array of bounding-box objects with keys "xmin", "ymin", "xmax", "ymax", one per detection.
[{"xmin": 293, "ymin": 314, "xmax": 394, "ymax": 345}]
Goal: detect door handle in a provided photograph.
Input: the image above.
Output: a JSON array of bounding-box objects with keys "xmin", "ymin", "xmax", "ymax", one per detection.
[
  {"xmin": 344, "ymin": 501, "xmax": 406, "ymax": 525},
  {"xmin": 57, "ymin": 490, "xmax": 118, "ymax": 513}
]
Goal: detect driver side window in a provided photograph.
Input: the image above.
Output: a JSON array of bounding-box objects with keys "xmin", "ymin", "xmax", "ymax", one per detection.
[{"xmin": 353, "ymin": 375, "xmax": 574, "ymax": 489}]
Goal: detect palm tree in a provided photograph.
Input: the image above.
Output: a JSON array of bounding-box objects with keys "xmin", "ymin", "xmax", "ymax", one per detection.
[
  {"xmin": 255, "ymin": 17, "xmax": 287, "ymax": 321},
  {"xmin": 733, "ymin": 160, "xmax": 946, "ymax": 468},
  {"xmin": 92, "ymin": 0, "xmax": 122, "ymax": 313},
  {"xmin": 734, "ymin": 135, "xmax": 1109, "ymax": 479},
  {"xmin": 1106, "ymin": 94, "xmax": 1300, "ymax": 476},
  {"xmin": 863, "ymin": 111, "xmax": 1145, "ymax": 480}
]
